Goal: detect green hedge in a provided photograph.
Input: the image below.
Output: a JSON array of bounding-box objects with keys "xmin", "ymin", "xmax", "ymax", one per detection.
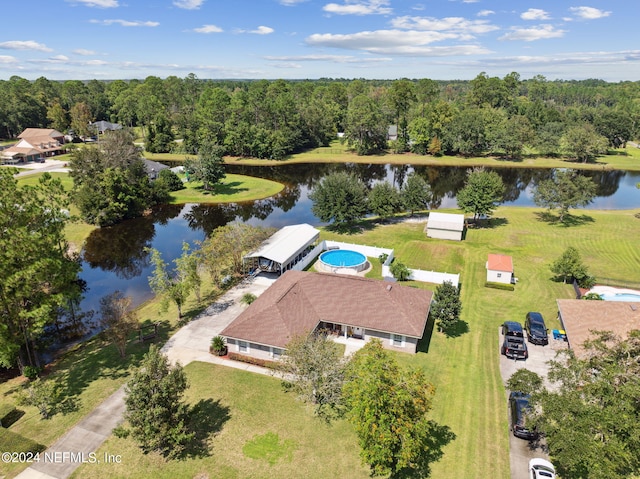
[
  {"xmin": 228, "ymin": 352, "xmax": 277, "ymax": 369},
  {"xmin": 485, "ymin": 281, "xmax": 515, "ymax": 291},
  {"xmin": 0, "ymin": 428, "xmax": 45, "ymax": 454}
]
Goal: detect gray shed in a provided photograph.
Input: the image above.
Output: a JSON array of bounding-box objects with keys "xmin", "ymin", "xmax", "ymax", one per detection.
[{"xmin": 425, "ymin": 212, "xmax": 465, "ymax": 241}]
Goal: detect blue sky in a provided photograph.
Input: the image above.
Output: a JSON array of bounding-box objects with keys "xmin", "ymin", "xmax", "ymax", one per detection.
[{"xmin": 0, "ymin": 0, "xmax": 637, "ymax": 81}]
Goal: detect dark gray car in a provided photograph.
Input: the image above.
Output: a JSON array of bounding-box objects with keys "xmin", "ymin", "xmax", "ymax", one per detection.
[{"xmin": 525, "ymin": 312, "xmax": 549, "ymax": 345}]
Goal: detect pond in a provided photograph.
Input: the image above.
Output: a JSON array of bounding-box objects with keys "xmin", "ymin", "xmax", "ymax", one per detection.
[{"xmin": 77, "ymin": 164, "xmax": 640, "ymax": 313}]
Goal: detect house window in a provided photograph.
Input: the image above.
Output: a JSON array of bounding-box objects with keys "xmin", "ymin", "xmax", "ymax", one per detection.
[
  {"xmin": 391, "ymin": 334, "xmax": 404, "ymax": 347},
  {"xmin": 238, "ymin": 341, "xmax": 248, "ymax": 353},
  {"xmin": 497, "ymin": 273, "xmax": 502, "ymax": 278},
  {"xmin": 271, "ymin": 347, "xmax": 282, "ymax": 359}
]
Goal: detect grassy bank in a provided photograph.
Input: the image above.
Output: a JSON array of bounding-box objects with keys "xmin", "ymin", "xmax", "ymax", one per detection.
[
  {"xmin": 168, "ymin": 174, "xmax": 284, "ymax": 204},
  {"xmin": 223, "ymin": 143, "xmax": 640, "ymax": 171}
]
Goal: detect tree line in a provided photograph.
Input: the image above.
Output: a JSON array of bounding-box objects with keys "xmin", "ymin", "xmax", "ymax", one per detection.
[{"xmin": 1, "ymin": 73, "xmax": 639, "ymax": 161}]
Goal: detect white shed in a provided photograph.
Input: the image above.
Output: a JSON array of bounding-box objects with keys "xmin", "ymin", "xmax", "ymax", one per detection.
[
  {"xmin": 425, "ymin": 212, "xmax": 465, "ymax": 241},
  {"xmin": 486, "ymin": 254, "xmax": 513, "ymax": 284}
]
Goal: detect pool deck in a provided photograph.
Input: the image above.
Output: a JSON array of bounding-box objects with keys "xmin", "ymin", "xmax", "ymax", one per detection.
[{"xmin": 589, "ymin": 285, "xmax": 640, "ymax": 297}]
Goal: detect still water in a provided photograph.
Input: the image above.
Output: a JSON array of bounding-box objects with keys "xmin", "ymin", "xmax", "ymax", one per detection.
[{"xmin": 78, "ymin": 164, "xmax": 640, "ymax": 312}]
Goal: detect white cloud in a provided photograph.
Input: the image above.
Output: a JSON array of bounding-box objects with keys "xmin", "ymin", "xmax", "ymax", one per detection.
[
  {"xmin": 569, "ymin": 6, "xmax": 611, "ymax": 20},
  {"xmin": 477, "ymin": 10, "xmax": 495, "ymax": 17},
  {"xmin": 391, "ymin": 16, "xmax": 499, "ymax": 35},
  {"xmin": 0, "ymin": 55, "xmax": 18, "ymax": 64},
  {"xmin": 194, "ymin": 24, "xmax": 223, "ymax": 33},
  {"xmin": 323, "ymin": 0, "xmax": 392, "ymax": 16},
  {"xmin": 521, "ymin": 8, "xmax": 550, "ymax": 21},
  {"xmin": 73, "ymin": 48, "xmax": 96, "ymax": 55},
  {"xmin": 51, "ymin": 55, "xmax": 70, "ymax": 61},
  {"xmin": 173, "ymin": 0, "xmax": 204, "ymax": 9},
  {"xmin": 0, "ymin": 41, "xmax": 53, "ymax": 52},
  {"xmin": 90, "ymin": 19, "xmax": 159, "ymax": 27},
  {"xmin": 251, "ymin": 26, "xmax": 274, "ymax": 35},
  {"xmin": 462, "ymin": 0, "xmax": 479, "ymax": 3},
  {"xmin": 264, "ymin": 54, "xmax": 392, "ymax": 63},
  {"xmin": 67, "ymin": 0, "xmax": 118, "ymax": 7},
  {"xmin": 499, "ymin": 24, "xmax": 565, "ymax": 41},
  {"xmin": 306, "ymin": 30, "xmax": 491, "ymax": 56},
  {"xmin": 278, "ymin": 0, "xmax": 308, "ymax": 4}
]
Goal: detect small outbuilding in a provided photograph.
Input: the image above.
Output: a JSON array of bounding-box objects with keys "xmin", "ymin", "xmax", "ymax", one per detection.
[
  {"xmin": 486, "ymin": 254, "xmax": 514, "ymax": 284},
  {"xmin": 425, "ymin": 212, "xmax": 465, "ymax": 241},
  {"xmin": 244, "ymin": 223, "xmax": 320, "ymax": 275}
]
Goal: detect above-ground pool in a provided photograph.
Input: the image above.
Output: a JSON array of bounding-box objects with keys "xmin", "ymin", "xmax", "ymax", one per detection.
[
  {"xmin": 589, "ymin": 286, "xmax": 640, "ymax": 302},
  {"xmin": 318, "ymin": 249, "xmax": 368, "ymax": 273}
]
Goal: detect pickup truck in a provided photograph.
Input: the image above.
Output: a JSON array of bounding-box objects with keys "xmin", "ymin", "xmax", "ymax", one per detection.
[{"xmin": 502, "ymin": 335, "xmax": 528, "ymax": 359}]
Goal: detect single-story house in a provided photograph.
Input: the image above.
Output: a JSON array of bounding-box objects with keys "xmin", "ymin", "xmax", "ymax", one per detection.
[
  {"xmin": 244, "ymin": 223, "xmax": 320, "ymax": 275},
  {"xmin": 89, "ymin": 120, "xmax": 122, "ymax": 134},
  {"xmin": 142, "ymin": 158, "xmax": 169, "ymax": 180},
  {"xmin": 486, "ymin": 254, "xmax": 514, "ymax": 284},
  {"xmin": 221, "ymin": 270, "xmax": 433, "ymax": 359},
  {"xmin": 425, "ymin": 212, "xmax": 465, "ymax": 241},
  {"xmin": 557, "ymin": 299, "xmax": 640, "ymax": 358},
  {"xmin": 1, "ymin": 128, "xmax": 65, "ymax": 163}
]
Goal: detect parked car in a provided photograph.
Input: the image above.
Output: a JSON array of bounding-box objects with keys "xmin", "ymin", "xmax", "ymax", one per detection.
[
  {"xmin": 529, "ymin": 458, "xmax": 556, "ymax": 478},
  {"xmin": 501, "ymin": 321, "xmax": 528, "ymax": 359},
  {"xmin": 509, "ymin": 391, "xmax": 538, "ymax": 440},
  {"xmin": 525, "ymin": 312, "xmax": 549, "ymax": 345}
]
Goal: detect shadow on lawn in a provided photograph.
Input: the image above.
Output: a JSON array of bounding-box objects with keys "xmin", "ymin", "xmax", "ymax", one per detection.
[
  {"xmin": 535, "ymin": 211, "xmax": 595, "ymax": 227},
  {"xmin": 181, "ymin": 398, "xmax": 231, "ymax": 459},
  {"xmin": 392, "ymin": 421, "xmax": 456, "ymax": 479}
]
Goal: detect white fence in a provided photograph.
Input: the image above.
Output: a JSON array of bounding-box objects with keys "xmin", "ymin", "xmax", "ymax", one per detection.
[{"xmin": 408, "ymin": 269, "xmax": 460, "ymax": 286}]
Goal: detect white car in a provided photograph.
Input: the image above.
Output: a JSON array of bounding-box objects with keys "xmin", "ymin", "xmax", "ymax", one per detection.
[{"xmin": 529, "ymin": 458, "xmax": 556, "ymax": 479}]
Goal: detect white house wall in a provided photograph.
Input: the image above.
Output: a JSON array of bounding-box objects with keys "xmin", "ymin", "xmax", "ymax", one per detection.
[{"xmin": 487, "ymin": 270, "xmax": 512, "ymax": 284}]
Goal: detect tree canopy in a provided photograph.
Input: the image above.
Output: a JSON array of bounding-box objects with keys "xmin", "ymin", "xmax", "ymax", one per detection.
[
  {"xmin": 531, "ymin": 331, "xmax": 640, "ymax": 479},
  {"xmin": 456, "ymin": 168, "xmax": 505, "ymax": 221},
  {"xmin": 0, "ymin": 170, "xmax": 81, "ymax": 370},
  {"xmin": 309, "ymin": 171, "xmax": 368, "ymax": 226},
  {"xmin": 343, "ymin": 339, "xmax": 455, "ymax": 477},
  {"xmin": 533, "ymin": 169, "xmax": 598, "ymax": 222},
  {"xmin": 430, "ymin": 281, "xmax": 462, "ymax": 335}
]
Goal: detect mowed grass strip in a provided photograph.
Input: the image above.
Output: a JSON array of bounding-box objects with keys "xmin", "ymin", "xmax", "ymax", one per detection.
[{"xmin": 72, "ymin": 362, "xmax": 369, "ymax": 479}]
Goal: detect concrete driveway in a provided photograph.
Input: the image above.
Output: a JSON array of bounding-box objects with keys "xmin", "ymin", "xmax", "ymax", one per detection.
[{"xmin": 498, "ymin": 328, "xmax": 568, "ymax": 479}]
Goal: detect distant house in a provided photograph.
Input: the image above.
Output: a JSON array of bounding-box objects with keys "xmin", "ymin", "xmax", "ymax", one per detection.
[
  {"xmin": 89, "ymin": 120, "xmax": 122, "ymax": 134},
  {"xmin": 221, "ymin": 270, "xmax": 433, "ymax": 359},
  {"xmin": 425, "ymin": 212, "xmax": 465, "ymax": 241},
  {"xmin": 486, "ymin": 254, "xmax": 514, "ymax": 284},
  {"xmin": 142, "ymin": 158, "xmax": 169, "ymax": 180},
  {"xmin": 387, "ymin": 125, "xmax": 398, "ymax": 141},
  {"xmin": 557, "ymin": 299, "xmax": 640, "ymax": 358},
  {"xmin": 244, "ymin": 223, "xmax": 320, "ymax": 275},
  {"xmin": 1, "ymin": 128, "xmax": 65, "ymax": 164}
]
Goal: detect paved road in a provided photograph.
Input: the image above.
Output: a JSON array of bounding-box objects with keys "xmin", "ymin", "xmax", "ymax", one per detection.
[
  {"xmin": 498, "ymin": 328, "xmax": 568, "ymax": 479},
  {"xmin": 15, "ymin": 275, "xmax": 277, "ymax": 479}
]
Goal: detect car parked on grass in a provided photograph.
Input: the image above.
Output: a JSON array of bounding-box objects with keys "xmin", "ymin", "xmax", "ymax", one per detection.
[
  {"xmin": 509, "ymin": 391, "xmax": 538, "ymax": 440},
  {"xmin": 501, "ymin": 321, "xmax": 528, "ymax": 359},
  {"xmin": 529, "ymin": 458, "xmax": 555, "ymax": 478},
  {"xmin": 525, "ymin": 312, "xmax": 549, "ymax": 345}
]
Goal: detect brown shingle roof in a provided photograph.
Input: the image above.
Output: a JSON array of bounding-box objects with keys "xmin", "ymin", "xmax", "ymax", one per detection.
[
  {"xmin": 221, "ymin": 271, "xmax": 432, "ymax": 348},
  {"xmin": 487, "ymin": 254, "xmax": 513, "ymax": 272},
  {"xmin": 557, "ymin": 299, "xmax": 640, "ymax": 358},
  {"xmin": 18, "ymin": 128, "xmax": 64, "ymax": 139}
]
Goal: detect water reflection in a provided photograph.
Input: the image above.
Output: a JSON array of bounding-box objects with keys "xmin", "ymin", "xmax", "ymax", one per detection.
[{"xmin": 78, "ymin": 164, "xmax": 640, "ymax": 312}]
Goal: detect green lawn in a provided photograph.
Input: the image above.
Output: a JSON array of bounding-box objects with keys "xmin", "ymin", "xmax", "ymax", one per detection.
[
  {"xmin": 71, "ymin": 362, "xmax": 370, "ymax": 479},
  {"xmin": 320, "ymin": 207, "xmax": 640, "ymax": 479},
  {"xmin": 2, "ymin": 207, "xmax": 639, "ymax": 479},
  {"xmin": 168, "ymin": 174, "xmax": 284, "ymax": 204}
]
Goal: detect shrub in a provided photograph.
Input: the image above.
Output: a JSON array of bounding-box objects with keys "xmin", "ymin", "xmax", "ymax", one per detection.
[
  {"xmin": 210, "ymin": 335, "xmax": 227, "ymax": 355},
  {"xmin": 583, "ymin": 292, "xmax": 603, "ymax": 301},
  {"xmin": 241, "ymin": 293, "xmax": 257, "ymax": 305},
  {"xmin": 228, "ymin": 352, "xmax": 277, "ymax": 369},
  {"xmin": 22, "ymin": 365, "xmax": 40, "ymax": 380},
  {"xmin": 157, "ymin": 168, "xmax": 185, "ymax": 191},
  {"xmin": 485, "ymin": 282, "xmax": 515, "ymax": 291},
  {"xmin": 390, "ymin": 260, "xmax": 411, "ymax": 281},
  {"xmin": 378, "ymin": 253, "xmax": 389, "ymax": 264}
]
